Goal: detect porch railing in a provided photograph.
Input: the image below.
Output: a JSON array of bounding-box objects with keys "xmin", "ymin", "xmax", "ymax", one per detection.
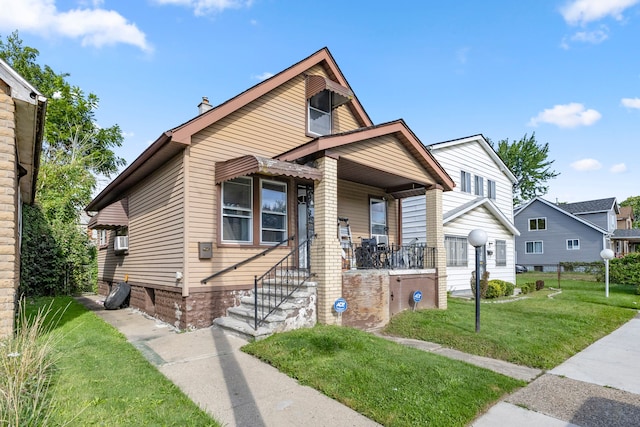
[
  {"xmin": 254, "ymin": 239, "xmax": 312, "ymax": 330},
  {"xmin": 342, "ymin": 241, "xmax": 436, "ymax": 270}
]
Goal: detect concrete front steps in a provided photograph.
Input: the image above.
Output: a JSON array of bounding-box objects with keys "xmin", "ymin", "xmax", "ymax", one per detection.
[{"xmin": 214, "ymin": 279, "xmax": 317, "ymax": 341}]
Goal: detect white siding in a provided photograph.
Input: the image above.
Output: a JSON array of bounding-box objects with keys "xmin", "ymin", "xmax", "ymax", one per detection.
[{"xmin": 402, "ymin": 138, "xmax": 517, "ymax": 290}]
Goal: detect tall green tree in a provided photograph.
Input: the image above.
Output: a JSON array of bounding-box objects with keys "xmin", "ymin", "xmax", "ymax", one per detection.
[
  {"xmin": 490, "ymin": 133, "xmax": 559, "ymax": 205},
  {"xmin": 620, "ymin": 196, "xmax": 640, "ymax": 229},
  {"xmin": 1, "ymin": 31, "xmax": 124, "ymax": 295}
]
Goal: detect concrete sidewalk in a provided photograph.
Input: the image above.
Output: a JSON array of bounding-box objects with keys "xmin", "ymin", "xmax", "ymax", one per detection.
[
  {"xmin": 77, "ymin": 295, "xmax": 640, "ymax": 427},
  {"xmin": 76, "ymin": 295, "xmax": 380, "ymax": 427}
]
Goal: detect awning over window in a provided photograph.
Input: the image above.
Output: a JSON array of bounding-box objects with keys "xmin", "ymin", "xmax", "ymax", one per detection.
[
  {"xmin": 306, "ymin": 75, "xmax": 353, "ymax": 109},
  {"xmin": 87, "ymin": 198, "xmax": 128, "ymax": 229},
  {"xmin": 215, "ymin": 155, "xmax": 323, "ymax": 184}
]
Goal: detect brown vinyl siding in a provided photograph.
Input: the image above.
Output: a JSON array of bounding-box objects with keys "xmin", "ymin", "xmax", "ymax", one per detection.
[
  {"xmin": 98, "ymin": 154, "xmax": 185, "ymax": 287},
  {"xmin": 333, "ymin": 135, "xmax": 435, "ymax": 185}
]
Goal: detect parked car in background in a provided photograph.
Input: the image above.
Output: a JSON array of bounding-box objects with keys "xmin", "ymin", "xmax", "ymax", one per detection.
[{"xmin": 515, "ymin": 264, "xmax": 528, "ymax": 274}]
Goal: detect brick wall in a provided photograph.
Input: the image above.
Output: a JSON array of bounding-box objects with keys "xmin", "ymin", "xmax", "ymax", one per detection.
[{"xmin": 0, "ymin": 90, "xmax": 17, "ymax": 339}]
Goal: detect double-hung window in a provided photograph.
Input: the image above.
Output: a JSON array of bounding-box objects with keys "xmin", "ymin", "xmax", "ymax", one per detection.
[
  {"xmin": 222, "ymin": 177, "xmax": 253, "ymax": 243},
  {"xmin": 528, "ymin": 217, "xmax": 546, "ymax": 231},
  {"xmin": 567, "ymin": 239, "xmax": 580, "ymax": 250},
  {"xmin": 99, "ymin": 229, "xmax": 108, "ymax": 247},
  {"xmin": 495, "ymin": 240, "xmax": 506, "ymax": 266},
  {"xmin": 370, "ymin": 198, "xmax": 387, "ymax": 239},
  {"xmin": 460, "ymin": 171, "xmax": 471, "ymax": 193},
  {"xmin": 488, "ymin": 180, "xmax": 496, "ymax": 200},
  {"xmin": 261, "ymin": 180, "xmax": 287, "ymax": 244},
  {"xmin": 474, "ymin": 175, "xmax": 484, "ymax": 196},
  {"xmin": 525, "ymin": 241, "xmax": 543, "ymax": 254},
  {"xmin": 445, "ymin": 236, "xmax": 468, "ymax": 267},
  {"xmin": 308, "ymin": 90, "xmax": 331, "ymax": 135}
]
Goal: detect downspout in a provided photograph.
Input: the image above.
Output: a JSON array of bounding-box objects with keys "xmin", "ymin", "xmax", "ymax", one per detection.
[{"xmin": 181, "ymin": 146, "xmax": 190, "ymax": 297}]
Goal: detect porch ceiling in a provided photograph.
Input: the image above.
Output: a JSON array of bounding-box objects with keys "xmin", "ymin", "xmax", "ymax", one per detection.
[{"xmin": 338, "ymin": 158, "xmax": 427, "ymax": 198}]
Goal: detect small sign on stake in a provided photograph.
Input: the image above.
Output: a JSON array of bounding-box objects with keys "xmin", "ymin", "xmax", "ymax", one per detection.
[{"xmin": 412, "ymin": 290, "xmax": 423, "ymax": 311}]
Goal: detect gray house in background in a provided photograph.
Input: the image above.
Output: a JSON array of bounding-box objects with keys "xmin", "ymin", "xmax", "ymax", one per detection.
[{"xmin": 514, "ymin": 197, "xmax": 616, "ymax": 270}]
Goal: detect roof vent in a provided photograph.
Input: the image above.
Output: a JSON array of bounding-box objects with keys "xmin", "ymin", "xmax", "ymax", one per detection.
[{"xmin": 198, "ymin": 96, "xmax": 213, "ymax": 114}]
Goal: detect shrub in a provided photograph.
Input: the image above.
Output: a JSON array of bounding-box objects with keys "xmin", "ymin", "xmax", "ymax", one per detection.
[
  {"xmin": 608, "ymin": 253, "xmax": 640, "ymax": 287},
  {"xmin": 485, "ymin": 281, "xmax": 504, "ymax": 299},
  {"xmin": 503, "ymin": 281, "xmax": 515, "ymax": 296},
  {"xmin": 470, "ymin": 270, "xmax": 490, "ymax": 299},
  {"xmin": 535, "ymin": 280, "xmax": 545, "ymax": 291},
  {"xmin": 520, "ymin": 283, "xmax": 534, "ymax": 294}
]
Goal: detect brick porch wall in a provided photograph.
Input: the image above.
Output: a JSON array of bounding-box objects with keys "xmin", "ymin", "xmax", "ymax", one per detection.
[{"xmin": 0, "ymin": 90, "xmax": 18, "ymax": 339}]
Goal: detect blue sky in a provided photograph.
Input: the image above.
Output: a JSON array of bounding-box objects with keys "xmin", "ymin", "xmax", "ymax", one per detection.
[{"xmin": 2, "ymin": 0, "xmax": 639, "ymax": 204}]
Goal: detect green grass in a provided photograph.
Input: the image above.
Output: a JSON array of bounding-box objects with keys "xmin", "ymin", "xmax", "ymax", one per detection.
[
  {"xmin": 243, "ymin": 325, "xmax": 524, "ymax": 427},
  {"xmin": 23, "ymin": 297, "xmax": 220, "ymax": 427},
  {"xmin": 384, "ymin": 279, "xmax": 639, "ymax": 369}
]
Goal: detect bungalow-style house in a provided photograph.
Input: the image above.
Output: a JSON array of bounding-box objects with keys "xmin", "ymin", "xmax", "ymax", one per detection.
[
  {"xmin": 514, "ymin": 197, "xmax": 617, "ymax": 270},
  {"xmin": 612, "ymin": 206, "xmax": 640, "ymax": 256},
  {"xmin": 402, "ymin": 135, "xmax": 519, "ymax": 293},
  {"xmin": 0, "ymin": 58, "xmax": 47, "ymax": 339},
  {"xmin": 86, "ymin": 48, "xmax": 455, "ymax": 337}
]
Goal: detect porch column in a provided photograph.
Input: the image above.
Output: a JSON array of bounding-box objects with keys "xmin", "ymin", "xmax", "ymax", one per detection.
[
  {"xmin": 0, "ymin": 89, "xmax": 17, "ymax": 339},
  {"xmin": 425, "ymin": 185, "xmax": 447, "ymax": 309},
  {"xmin": 310, "ymin": 156, "xmax": 343, "ymax": 325}
]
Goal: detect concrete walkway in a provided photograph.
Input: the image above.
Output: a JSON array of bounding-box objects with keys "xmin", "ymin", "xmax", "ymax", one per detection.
[{"xmin": 76, "ymin": 295, "xmax": 640, "ymax": 427}]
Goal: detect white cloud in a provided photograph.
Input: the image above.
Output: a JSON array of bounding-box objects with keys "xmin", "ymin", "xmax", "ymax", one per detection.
[
  {"xmin": 153, "ymin": 0, "xmax": 253, "ymax": 16},
  {"xmin": 571, "ymin": 158, "xmax": 602, "ymax": 171},
  {"xmin": 0, "ymin": 0, "xmax": 151, "ymax": 52},
  {"xmin": 561, "ymin": 0, "xmax": 640, "ymax": 26},
  {"xmin": 253, "ymin": 72, "xmax": 274, "ymax": 81},
  {"xmin": 528, "ymin": 103, "xmax": 602, "ymax": 128},
  {"xmin": 610, "ymin": 163, "xmax": 627, "ymax": 173},
  {"xmin": 621, "ymin": 97, "xmax": 640, "ymax": 108},
  {"xmin": 570, "ymin": 28, "xmax": 609, "ymax": 44}
]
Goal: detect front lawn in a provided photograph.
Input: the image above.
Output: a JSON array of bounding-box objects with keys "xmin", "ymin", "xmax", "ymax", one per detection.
[
  {"xmin": 23, "ymin": 297, "xmax": 220, "ymax": 426},
  {"xmin": 243, "ymin": 325, "xmax": 524, "ymax": 427},
  {"xmin": 384, "ymin": 279, "xmax": 639, "ymax": 369}
]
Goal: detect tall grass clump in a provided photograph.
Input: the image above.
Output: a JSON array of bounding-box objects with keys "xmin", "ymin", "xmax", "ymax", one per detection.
[{"xmin": 0, "ymin": 300, "xmax": 64, "ymax": 427}]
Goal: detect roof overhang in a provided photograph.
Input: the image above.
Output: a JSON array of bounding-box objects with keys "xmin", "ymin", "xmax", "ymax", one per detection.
[
  {"xmin": 215, "ymin": 155, "xmax": 323, "ymax": 184},
  {"xmin": 445, "ymin": 197, "xmax": 520, "ymax": 236},
  {"xmin": 87, "ymin": 198, "xmax": 129, "ymax": 229},
  {"xmin": 306, "ymin": 75, "xmax": 353, "ymax": 108}
]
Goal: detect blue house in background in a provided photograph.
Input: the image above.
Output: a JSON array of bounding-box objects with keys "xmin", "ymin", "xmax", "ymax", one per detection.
[{"xmin": 514, "ymin": 197, "xmax": 617, "ymax": 270}]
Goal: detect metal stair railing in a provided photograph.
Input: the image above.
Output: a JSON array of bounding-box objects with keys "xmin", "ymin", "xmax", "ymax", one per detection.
[
  {"xmin": 254, "ymin": 238, "xmax": 312, "ymax": 330},
  {"xmin": 201, "ymin": 236, "xmax": 294, "ymax": 284}
]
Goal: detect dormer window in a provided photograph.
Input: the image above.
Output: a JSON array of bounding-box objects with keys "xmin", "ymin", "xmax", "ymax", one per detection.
[
  {"xmin": 308, "ymin": 90, "xmax": 332, "ymax": 135},
  {"xmin": 306, "ymin": 75, "xmax": 353, "ymax": 136}
]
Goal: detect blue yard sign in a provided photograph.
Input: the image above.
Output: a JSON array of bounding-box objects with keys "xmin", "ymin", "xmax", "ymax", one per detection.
[
  {"xmin": 334, "ymin": 297, "xmax": 348, "ymax": 313},
  {"xmin": 413, "ymin": 290, "xmax": 423, "ymax": 303}
]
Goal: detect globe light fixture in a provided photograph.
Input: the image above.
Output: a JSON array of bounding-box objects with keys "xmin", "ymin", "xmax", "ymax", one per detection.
[
  {"xmin": 600, "ymin": 248, "xmax": 614, "ymax": 298},
  {"xmin": 468, "ymin": 229, "xmax": 488, "ymax": 332}
]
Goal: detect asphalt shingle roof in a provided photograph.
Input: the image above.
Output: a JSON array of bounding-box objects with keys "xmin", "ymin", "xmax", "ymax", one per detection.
[{"xmin": 557, "ymin": 197, "xmax": 617, "ymax": 214}]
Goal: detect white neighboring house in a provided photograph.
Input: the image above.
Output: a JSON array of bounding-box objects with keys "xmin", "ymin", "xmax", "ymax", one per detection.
[{"xmin": 402, "ymin": 135, "xmax": 519, "ymax": 293}]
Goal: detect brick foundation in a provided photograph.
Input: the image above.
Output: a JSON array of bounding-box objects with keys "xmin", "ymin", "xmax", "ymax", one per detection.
[{"xmin": 98, "ymin": 280, "xmax": 250, "ymax": 330}]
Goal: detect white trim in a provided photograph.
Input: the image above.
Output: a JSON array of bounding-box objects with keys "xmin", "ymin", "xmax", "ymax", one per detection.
[
  {"xmin": 221, "ymin": 176, "xmax": 253, "ymax": 243},
  {"xmin": 260, "ymin": 178, "xmax": 288, "ymax": 244}
]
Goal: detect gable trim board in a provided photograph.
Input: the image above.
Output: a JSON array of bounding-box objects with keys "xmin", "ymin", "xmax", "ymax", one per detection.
[
  {"xmin": 428, "ymin": 134, "xmax": 517, "ymax": 184},
  {"xmin": 444, "ymin": 197, "xmax": 520, "ymax": 236}
]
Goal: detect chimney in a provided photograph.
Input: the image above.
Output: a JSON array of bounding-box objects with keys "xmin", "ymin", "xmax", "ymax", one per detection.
[{"xmin": 198, "ymin": 96, "xmax": 213, "ymax": 114}]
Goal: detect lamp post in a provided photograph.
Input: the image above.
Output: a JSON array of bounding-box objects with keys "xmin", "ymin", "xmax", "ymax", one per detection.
[
  {"xmin": 468, "ymin": 229, "xmax": 487, "ymax": 333},
  {"xmin": 600, "ymin": 248, "xmax": 614, "ymax": 298}
]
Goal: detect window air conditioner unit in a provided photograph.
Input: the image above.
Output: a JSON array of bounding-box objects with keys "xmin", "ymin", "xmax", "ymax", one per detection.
[{"xmin": 114, "ymin": 236, "xmax": 129, "ymax": 251}]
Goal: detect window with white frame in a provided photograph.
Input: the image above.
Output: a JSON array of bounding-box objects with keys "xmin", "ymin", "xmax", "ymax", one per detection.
[
  {"xmin": 99, "ymin": 229, "xmax": 107, "ymax": 247},
  {"xmin": 222, "ymin": 177, "xmax": 253, "ymax": 243},
  {"xmin": 567, "ymin": 239, "xmax": 580, "ymax": 250},
  {"xmin": 445, "ymin": 236, "xmax": 468, "ymax": 267},
  {"xmin": 460, "ymin": 171, "xmax": 471, "ymax": 193},
  {"xmin": 496, "ymin": 239, "xmax": 507, "ymax": 266},
  {"xmin": 488, "ymin": 179, "xmax": 496, "ymax": 200},
  {"xmin": 308, "ymin": 90, "xmax": 332, "ymax": 135},
  {"xmin": 525, "ymin": 241, "xmax": 543, "ymax": 254},
  {"xmin": 528, "ymin": 217, "xmax": 546, "ymax": 231},
  {"xmin": 474, "ymin": 175, "xmax": 484, "ymax": 196},
  {"xmin": 261, "ymin": 179, "xmax": 287, "ymax": 244},
  {"xmin": 370, "ymin": 198, "xmax": 387, "ymax": 238}
]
